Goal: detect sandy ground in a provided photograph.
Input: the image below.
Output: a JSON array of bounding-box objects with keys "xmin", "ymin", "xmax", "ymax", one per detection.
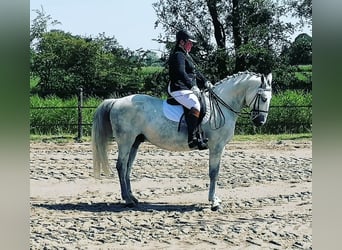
[{"xmin": 30, "ymin": 138, "xmax": 312, "ymax": 249}]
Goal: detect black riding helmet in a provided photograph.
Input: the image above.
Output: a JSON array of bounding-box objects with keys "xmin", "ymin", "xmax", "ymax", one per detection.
[{"xmin": 176, "ymin": 30, "xmax": 197, "ymax": 43}]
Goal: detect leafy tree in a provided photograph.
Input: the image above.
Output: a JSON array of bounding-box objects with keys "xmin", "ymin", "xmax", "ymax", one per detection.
[
  {"xmin": 153, "ymin": 0, "xmax": 297, "ymax": 80},
  {"xmin": 287, "ymin": 33, "xmax": 312, "ymax": 65},
  {"xmin": 153, "ymin": 0, "xmax": 227, "ymax": 80},
  {"xmin": 30, "ymin": 8, "xmax": 156, "ymax": 98},
  {"xmin": 287, "ymin": 0, "xmax": 312, "ymax": 26},
  {"xmin": 31, "ymin": 30, "xmax": 144, "ymax": 98},
  {"xmin": 143, "ymin": 67, "xmax": 169, "ymax": 97},
  {"xmin": 274, "ymin": 33, "xmax": 312, "ymax": 92},
  {"xmin": 30, "ymin": 6, "xmax": 61, "ymax": 48}
]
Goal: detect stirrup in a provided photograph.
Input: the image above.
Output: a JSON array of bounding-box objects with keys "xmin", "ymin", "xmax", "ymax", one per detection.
[
  {"xmin": 188, "ymin": 138, "xmax": 198, "ymax": 149},
  {"xmin": 197, "ymin": 139, "xmax": 208, "ymax": 150},
  {"xmin": 188, "ymin": 137, "xmax": 208, "ymax": 150},
  {"xmin": 196, "ymin": 131, "xmax": 208, "ymax": 150}
]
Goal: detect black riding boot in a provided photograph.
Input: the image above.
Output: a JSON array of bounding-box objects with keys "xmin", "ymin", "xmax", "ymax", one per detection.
[
  {"xmin": 185, "ymin": 108, "xmax": 209, "ymax": 149},
  {"xmin": 185, "ymin": 109, "xmax": 199, "ymax": 149}
]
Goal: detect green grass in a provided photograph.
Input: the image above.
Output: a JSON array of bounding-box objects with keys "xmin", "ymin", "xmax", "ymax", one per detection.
[
  {"xmin": 295, "ymin": 65, "xmax": 312, "ymax": 82},
  {"xmin": 30, "ymin": 134, "xmax": 82, "ymax": 143},
  {"xmin": 231, "ymin": 133, "xmax": 312, "ymax": 142}
]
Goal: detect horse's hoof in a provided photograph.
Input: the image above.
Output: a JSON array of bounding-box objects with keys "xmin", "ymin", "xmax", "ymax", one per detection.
[{"xmin": 210, "ymin": 196, "xmax": 222, "ymax": 211}]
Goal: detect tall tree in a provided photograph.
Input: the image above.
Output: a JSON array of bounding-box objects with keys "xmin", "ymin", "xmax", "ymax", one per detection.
[
  {"xmin": 30, "ymin": 6, "xmax": 60, "ymax": 48},
  {"xmin": 287, "ymin": 33, "xmax": 312, "ymax": 65},
  {"xmin": 153, "ymin": 0, "xmax": 229, "ymax": 78},
  {"xmin": 206, "ymin": 0, "xmax": 226, "ymax": 49},
  {"xmin": 288, "ymin": 0, "xmax": 312, "ymax": 26},
  {"xmin": 231, "ymin": 0, "xmax": 244, "ymax": 72},
  {"xmin": 153, "ymin": 0, "xmax": 296, "ymax": 77},
  {"xmin": 206, "ymin": 0, "xmax": 229, "ymax": 76}
]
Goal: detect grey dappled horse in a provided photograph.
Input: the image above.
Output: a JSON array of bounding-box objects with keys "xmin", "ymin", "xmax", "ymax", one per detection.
[{"xmin": 92, "ymin": 71, "xmax": 272, "ymax": 210}]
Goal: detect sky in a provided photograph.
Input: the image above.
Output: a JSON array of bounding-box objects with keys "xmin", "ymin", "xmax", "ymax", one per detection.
[
  {"xmin": 30, "ymin": 0, "xmax": 165, "ymax": 52},
  {"xmin": 30, "ymin": 0, "xmax": 312, "ymax": 53}
]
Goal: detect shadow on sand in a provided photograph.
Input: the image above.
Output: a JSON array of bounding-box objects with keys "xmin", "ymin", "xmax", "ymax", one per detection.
[{"xmin": 33, "ymin": 201, "xmax": 204, "ymax": 213}]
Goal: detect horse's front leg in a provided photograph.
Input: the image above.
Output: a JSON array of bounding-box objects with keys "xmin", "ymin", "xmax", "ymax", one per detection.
[{"xmin": 208, "ymin": 149, "xmax": 224, "ymax": 211}]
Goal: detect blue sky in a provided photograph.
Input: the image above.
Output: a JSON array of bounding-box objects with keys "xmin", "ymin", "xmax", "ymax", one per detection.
[
  {"xmin": 30, "ymin": 0, "xmax": 164, "ymax": 52},
  {"xmin": 30, "ymin": 0, "xmax": 311, "ymax": 53}
]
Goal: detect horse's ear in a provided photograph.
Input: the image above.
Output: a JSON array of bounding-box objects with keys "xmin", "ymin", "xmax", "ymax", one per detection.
[
  {"xmin": 266, "ymin": 73, "xmax": 272, "ymax": 85},
  {"xmin": 261, "ymin": 75, "xmax": 266, "ymax": 88}
]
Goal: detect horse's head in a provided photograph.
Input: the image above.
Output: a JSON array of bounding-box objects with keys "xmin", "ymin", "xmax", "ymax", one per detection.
[{"xmin": 246, "ymin": 73, "xmax": 272, "ymax": 127}]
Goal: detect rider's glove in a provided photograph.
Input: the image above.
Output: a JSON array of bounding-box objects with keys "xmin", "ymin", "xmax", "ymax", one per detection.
[
  {"xmin": 204, "ymin": 81, "xmax": 213, "ymax": 89},
  {"xmin": 191, "ymin": 86, "xmax": 201, "ymax": 97}
]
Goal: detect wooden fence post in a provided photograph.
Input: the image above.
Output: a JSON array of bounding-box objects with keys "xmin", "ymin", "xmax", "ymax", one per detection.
[{"xmin": 77, "ymin": 87, "xmax": 83, "ymax": 142}]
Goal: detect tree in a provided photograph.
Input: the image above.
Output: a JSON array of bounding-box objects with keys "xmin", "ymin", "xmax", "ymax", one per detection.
[
  {"xmin": 31, "ymin": 30, "xmax": 145, "ymax": 98},
  {"xmin": 153, "ymin": 0, "xmax": 228, "ymax": 80},
  {"xmin": 30, "ymin": 8, "xmax": 165, "ymax": 98},
  {"xmin": 287, "ymin": 33, "xmax": 312, "ymax": 65},
  {"xmin": 287, "ymin": 0, "xmax": 312, "ymax": 26},
  {"xmin": 153, "ymin": 0, "xmax": 296, "ymax": 78},
  {"xmin": 30, "ymin": 6, "xmax": 61, "ymax": 48},
  {"xmin": 31, "ymin": 31, "xmax": 101, "ymax": 96}
]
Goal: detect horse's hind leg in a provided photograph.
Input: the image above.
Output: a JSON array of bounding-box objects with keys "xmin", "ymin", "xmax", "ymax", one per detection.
[
  {"xmin": 116, "ymin": 142, "xmax": 136, "ymax": 207},
  {"xmin": 126, "ymin": 135, "xmax": 144, "ymax": 204}
]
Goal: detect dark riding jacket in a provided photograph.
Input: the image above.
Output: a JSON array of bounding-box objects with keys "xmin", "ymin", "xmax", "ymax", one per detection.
[{"xmin": 168, "ymin": 46, "xmax": 207, "ymax": 92}]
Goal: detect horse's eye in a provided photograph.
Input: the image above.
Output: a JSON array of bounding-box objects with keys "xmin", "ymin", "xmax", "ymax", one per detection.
[{"xmin": 261, "ymin": 96, "xmax": 267, "ymax": 102}]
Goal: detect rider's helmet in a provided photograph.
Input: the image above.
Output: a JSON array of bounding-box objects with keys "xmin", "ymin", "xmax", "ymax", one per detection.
[{"xmin": 176, "ymin": 30, "xmax": 197, "ymax": 43}]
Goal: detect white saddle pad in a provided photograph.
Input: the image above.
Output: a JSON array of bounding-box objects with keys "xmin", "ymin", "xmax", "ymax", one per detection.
[
  {"xmin": 162, "ymin": 98, "xmax": 210, "ymax": 124},
  {"xmin": 162, "ymin": 101, "xmax": 184, "ymax": 122}
]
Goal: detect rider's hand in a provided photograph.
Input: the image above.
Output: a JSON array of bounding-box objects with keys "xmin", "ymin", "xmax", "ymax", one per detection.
[
  {"xmin": 205, "ymin": 81, "xmax": 213, "ymax": 89},
  {"xmin": 191, "ymin": 86, "xmax": 201, "ymax": 97}
]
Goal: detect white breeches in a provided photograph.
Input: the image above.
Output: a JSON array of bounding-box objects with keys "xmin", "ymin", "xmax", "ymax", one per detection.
[{"xmin": 168, "ymin": 85, "xmax": 200, "ymax": 111}]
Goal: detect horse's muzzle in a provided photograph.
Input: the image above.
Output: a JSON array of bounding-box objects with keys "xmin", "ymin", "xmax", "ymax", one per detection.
[{"xmin": 252, "ymin": 114, "xmax": 266, "ymax": 127}]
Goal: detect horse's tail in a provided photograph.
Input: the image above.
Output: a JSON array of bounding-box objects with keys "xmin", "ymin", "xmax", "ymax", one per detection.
[{"xmin": 92, "ymin": 99, "xmax": 116, "ymax": 179}]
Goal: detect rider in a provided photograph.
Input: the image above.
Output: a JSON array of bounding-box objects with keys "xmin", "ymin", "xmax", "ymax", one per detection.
[{"xmin": 168, "ymin": 29, "xmax": 213, "ymax": 149}]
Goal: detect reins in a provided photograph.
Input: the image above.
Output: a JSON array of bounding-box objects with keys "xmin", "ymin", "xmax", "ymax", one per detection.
[{"xmin": 206, "ymin": 87, "xmax": 250, "ymax": 130}]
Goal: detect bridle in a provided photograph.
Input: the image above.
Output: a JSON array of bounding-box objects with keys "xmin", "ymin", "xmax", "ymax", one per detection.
[
  {"xmin": 207, "ymin": 77, "xmax": 271, "ymax": 129},
  {"xmin": 248, "ymin": 84, "xmax": 272, "ymax": 120}
]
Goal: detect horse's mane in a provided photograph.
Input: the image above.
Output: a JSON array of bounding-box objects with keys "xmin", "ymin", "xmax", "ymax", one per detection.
[{"xmin": 215, "ymin": 71, "xmax": 262, "ymax": 86}]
